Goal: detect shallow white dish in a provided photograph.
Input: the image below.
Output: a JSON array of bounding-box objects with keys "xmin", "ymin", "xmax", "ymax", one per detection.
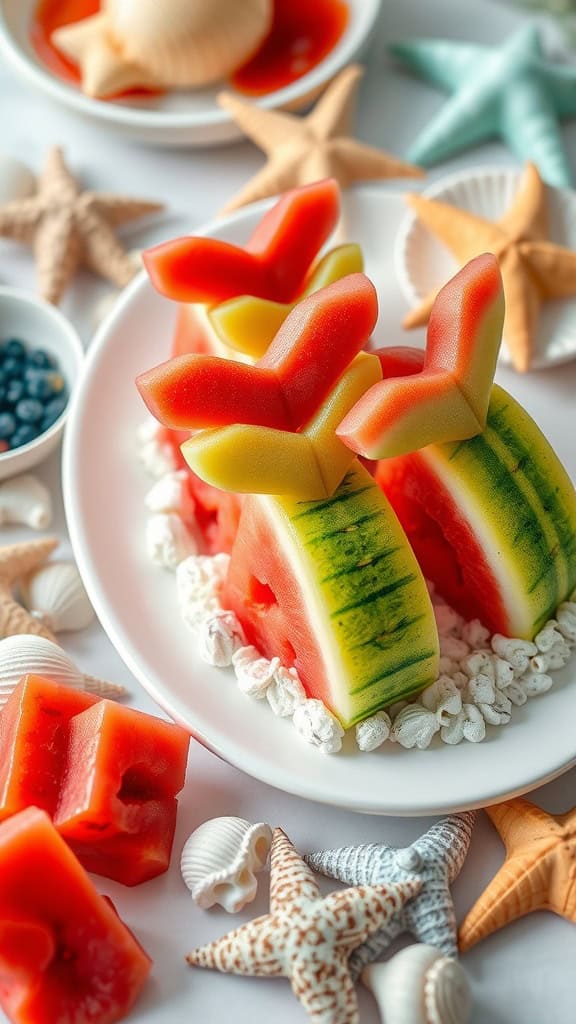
[
  {"xmin": 63, "ymin": 186, "xmax": 576, "ymax": 816},
  {"xmin": 394, "ymin": 166, "xmax": 576, "ymax": 370},
  {"xmin": 0, "ymin": 287, "xmax": 83, "ymax": 480},
  {"xmin": 0, "ymin": 0, "xmax": 381, "ymax": 147}
]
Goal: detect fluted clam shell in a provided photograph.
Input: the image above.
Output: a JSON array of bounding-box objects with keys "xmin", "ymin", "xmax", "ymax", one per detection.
[
  {"xmin": 20, "ymin": 561, "xmax": 94, "ymax": 633},
  {"xmin": 0, "ymin": 475, "xmax": 52, "ymax": 530},
  {"xmin": 181, "ymin": 816, "xmax": 272, "ymax": 913},
  {"xmin": 105, "ymin": 0, "xmax": 273, "ymax": 87},
  {"xmin": 362, "ymin": 945, "xmax": 472, "ymax": 1024},
  {"xmin": 0, "ymin": 634, "xmax": 126, "ymax": 706}
]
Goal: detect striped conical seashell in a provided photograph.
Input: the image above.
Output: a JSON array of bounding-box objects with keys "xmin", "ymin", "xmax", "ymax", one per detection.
[
  {"xmin": 181, "ymin": 816, "xmax": 272, "ymax": 913},
  {"xmin": 362, "ymin": 944, "xmax": 472, "ymax": 1024},
  {"xmin": 306, "ymin": 843, "xmax": 381, "ymax": 886},
  {"xmin": 0, "ymin": 634, "xmax": 127, "ymax": 707}
]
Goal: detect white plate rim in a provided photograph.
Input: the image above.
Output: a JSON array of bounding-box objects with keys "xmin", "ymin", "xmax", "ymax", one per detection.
[{"xmin": 63, "ymin": 186, "xmax": 576, "ymax": 816}]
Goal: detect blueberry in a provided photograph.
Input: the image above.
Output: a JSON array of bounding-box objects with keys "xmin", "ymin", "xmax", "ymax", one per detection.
[
  {"xmin": 26, "ymin": 348, "xmax": 56, "ymax": 370},
  {"xmin": 15, "ymin": 398, "xmax": 43, "ymax": 423},
  {"xmin": 1, "ymin": 338, "xmax": 26, "ymax": 360},
  {"xmin": 5, "ymin": 380, "xmax": 24, "ymax": 406},
  {"xmin": 2, "ymin": 357, "xmax": 24, "ymax": 379},
  {"xmin": 41, "ymin": 395, "xmax": 68, "ymax": 430},
  {"xmin": 11, "ymin": 423, "xmax": 40, "ymax": 448},
  {"xmin": 0, "ymin": 412, "xmax": 16, "ymax": 440}
]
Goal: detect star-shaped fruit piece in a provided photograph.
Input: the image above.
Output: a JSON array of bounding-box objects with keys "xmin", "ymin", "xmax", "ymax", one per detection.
[
  {"xmin": 187, "ymin": 827, "xmax": 421, "ymax": 1024},
  {"xmin": 306, "ymin": 812, "xmax": 475, "ymax": 978},
  {"xmin": 392, "ymin": 24, "xmax": 576, "ymax": 186},
  {"xmin": 137, "ymin": 273, "xmax": 378, "ymax": 433},
  {"xmin": 459, "ymin": 798, "xmax": 576, "ymax": 952},
  {"xmin": 0, "ymin": 147, "xmax": 162, "ymax": 305},
  {"xmin": 338, "ymin": 253, "xmax": 504, "ymax": 460},
  {"xmin": 0, "ymin": 538, "xmax": 58, "ymax": 643},
  {"xmin": 218, "ymin": 64, "xmax": 423, "ymax": 213},
  {"xmin": 401, "ymin": 163, "xmax": 576, "ymax": 372}
]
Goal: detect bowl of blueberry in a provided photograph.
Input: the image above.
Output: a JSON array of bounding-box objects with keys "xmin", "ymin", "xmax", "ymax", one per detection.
[{"xmin": 0, "ymin": 286, "xmax": 83, "ymax": 479}]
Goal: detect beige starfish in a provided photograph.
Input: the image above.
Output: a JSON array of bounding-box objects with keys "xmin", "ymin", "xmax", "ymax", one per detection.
[
  {"xmin": 187, "ymin": 827, "xmax": 420, "ymax": 1024},
  {"xmin": 0, "ymin": 147, "xmax": 163, "ymax": 304},
  {"xmin": 403, "ymin": 161, "xmax": 576, "ymax": 372},
  {"xmin": 0, "ymin": 538, "xmax": 58, "ymax": 643},
  {"xmin": 219, "ymin": 65, "xmax": 424, "ymax": 213},
  {"xmin": 459, "ymin": 798, "xmax": 576, "ymax": 952}
]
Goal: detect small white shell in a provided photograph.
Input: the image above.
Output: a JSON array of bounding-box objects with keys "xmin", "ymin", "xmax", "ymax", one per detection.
[
  {"xmin": 0, "ymin": 474, "xmax": 52, "ymax": 530},
  {"xmin": 105, "ymin": 0, "xmax": 272, "ymax": 87},
  {"xmin": 181, "ymin": 816, "xmax": 272, "ymax": 913},
  {"xmin": 362, "ymin": 944, "xmax": 472, "ymax": 1024},
  {"xmin": 0, "ymin": 634, "xmax": 126, "ymax": 707},
  {"xmin": 20, "ymin": 561, "xmax": 94, "ymax": 633}
]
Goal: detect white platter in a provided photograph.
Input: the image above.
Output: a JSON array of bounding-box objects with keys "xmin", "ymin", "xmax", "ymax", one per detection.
[
  {"xmin": 394, "ymin": 165, "xmax": 576, "ymax": 370},
  {"xmin": 0, "ymin": 0, "xmax": 381, "ymax": 146},
  {"xmin": 63, "ymin": 186, "xmax": 576, "ymax": 816}
]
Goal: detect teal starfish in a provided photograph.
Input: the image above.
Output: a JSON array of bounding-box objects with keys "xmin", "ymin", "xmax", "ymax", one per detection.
[{"xmin": 391, "ymin": 24, "xmax": 576, "ymax": 186}]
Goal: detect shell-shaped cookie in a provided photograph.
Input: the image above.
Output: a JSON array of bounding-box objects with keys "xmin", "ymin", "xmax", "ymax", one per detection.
[
  {"xmin": 105, "ymin": 0, "xmax": 273, "ymax": 87},
  {"xmin": 362, "ymin": 945, "xmax": 472, "ymax": 1024},
  {"xmin": 20, "ymin": 561, "xmax": 94, "ymax": 633},
  {"xmin": 0, "ymin": 475, "xmax": 52, "ymax": 530},
  {"xmin": 0, "ymin": 634, "xmax": 126, "ymax": 707},
  {"xmin": 181, "ymin": 816, "xmax": 272, "ymax": 913}
]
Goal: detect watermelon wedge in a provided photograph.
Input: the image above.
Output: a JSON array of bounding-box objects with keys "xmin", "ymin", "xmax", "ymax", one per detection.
[
  {"xmin": 376, "ymin": 384, "xmax": 576, "ymax": 638},
  {"xmin": 223, "ymin": 463, "xmax": 439, "ymax": 727}
]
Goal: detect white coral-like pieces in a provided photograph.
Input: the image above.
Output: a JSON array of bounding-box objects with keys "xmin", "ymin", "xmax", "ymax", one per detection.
[
  {"xmin": 391, "ymin": 705, "xmax": 439, "ymax": 750},
  {"xmin": 145, "ymin": 513, "xmax": 197, "ymax": 569},
  {"xmin": 137, "ymin": 416, "xmax": 178, "ymax": 478},
  {"xmin": 440, "ymin": 704, "xmax": 486, "ymax": 745},
  {"xmin": 232, "ymin": 646, "xmax": 280, "ymax": 699},
  {"xmin": 198, "ymin": 610, "xmax": 245, "ymax": 668},
  {"xmin": 266, "ymin": 666, "xmax": 306, "ymax": 717},
  {"xmin": 176, "ymin": 553, "xmax": 230, "ymax": 630},
  {"xmin": 293, "ymin": 699, "xmax": 344, "ymax": 754},
  {"xmin": 355, "ymin": 711, "xmax": 392, "ymax": 752}
]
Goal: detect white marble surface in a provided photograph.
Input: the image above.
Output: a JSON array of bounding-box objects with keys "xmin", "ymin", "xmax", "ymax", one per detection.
[{"xmin": 1, "ymin": 1, "xmax": 576, "ymax": 1022}]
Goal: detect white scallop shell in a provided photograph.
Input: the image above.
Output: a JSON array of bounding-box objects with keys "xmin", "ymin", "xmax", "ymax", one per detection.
[
  {"xmin": 20, "ymin": 562, "xmax": 94, "ymax": 633},
  {"xmin": 181, "ymin": 816, "xmax": 272, "ymax": 913},
  {"xmin": 362, "ymin": 944, "xmax": 472, "ymax": 1024},
  {"xmin": 0, "ymin": 474, "xmax": 52, "ymax": 530},
  {"xmin": 105, "ymin": 0, "xmax": 273, "ymax": 87},
  {"xmin": 0, "ymin": 634, "xmax": 126, "ymax": 707}
]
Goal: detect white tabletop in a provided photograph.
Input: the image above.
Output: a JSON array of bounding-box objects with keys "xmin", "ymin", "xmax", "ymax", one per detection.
[{"xmin": 1, "ymin": 1, "xmax": 576, "ymax": 1022}]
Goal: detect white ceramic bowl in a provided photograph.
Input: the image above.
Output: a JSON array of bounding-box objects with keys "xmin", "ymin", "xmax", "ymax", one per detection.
[
  {"xmin": 394, "ymin": 165, "xmax": 576, "ymax": 369},
  {"xmin": 0, "ymin": 0, "xmax": 382, "ymax": 147},
  {"xmin": 0, "ymin": 287, "xmax": 83, "ymax": 479}
]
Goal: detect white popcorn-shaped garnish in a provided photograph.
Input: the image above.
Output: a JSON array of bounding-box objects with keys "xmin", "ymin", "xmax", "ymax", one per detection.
[
  {"xmin": 433, "ymin": 604, "xmax": 464, "ymax": 637},
  {"xmin": 520, "ymin": 669, "xmax": 553, "ymax": 697},
  {"xmin": 531, "ymin": 641, "xmax": 571, "ymax": 673},
  {"xmin": 493, "ymin": 656, "xmax": 515, "ymax": 688},
  {"xmin": 391, "ymin": 705, "xmax": 439, "ymax": 750},
  {"xmin": 557, "ymin": 602, "xmax": 576, "ymax": 642},
  {"xmin": 478, "ymin": 689, "xmax": 512, "ymax": 726},
  {"xmin": 462, "ymin": 618, "xmax": 491, "ymax": 649},
  {"xmin": 439, "ymin": 635, "xmax": 470, "ymax": 660},
  {"xmin": 491, "ymin": 634, "xmax": 538, "ymax": 675},
  {"xmin": 461, "ymin": 650, "xmax": 494, "ymax": 680},
  {"xmin": 232, "ymin": 646, "xmax": 280, "ymax": 699},
  {"xmin": 292, "ymin": 699, "xmax": 344, "ymax": 754},
  {"xmin": 198, "ymin": 611, "xmax": 245, "ymax": 668},
  {"xmin": 466, "ymin": 673, "xmax": 496, "ymax": 705},
  {"xmin": 146, "ymin": 513, "xmax": 197, "ymax": 570},
  {"xmin": 266, "ymin": 666, "xmax": 306, "ymax": 717},
  {"xmin": 505, "ymin": 681, "xmax": 528, "ymax": 707},
  {"xmin": 355, "ymin": 711, "xmax": 392, "ymax": 752},
  {"xmin": 452, "ymin": 670, "xmax": 469, "ymax": 690},
  {"xmin": 534, "ymin": 620, "xmax": 564, "ymax": 653},
  {"xmin": 438, "ymin": 655, "xmax": 457, "ymax": 676},
  {"xmin": 441, "ymin": 704, "xmax": 486, "ymax": 745},
  {"xmin": 420, "ymin": 676, "xmax": 462, "ymax": 723},
  {"xmin": 137, "ymin": 417, "xmax": 178, "ymax": 478},
  {"xmin": 176, "ymin": 553, "xmax": 230, "ymax": 629},
  {"xmin": 145, "ymin": 470, "xmax": 193, "ymax": 517}
]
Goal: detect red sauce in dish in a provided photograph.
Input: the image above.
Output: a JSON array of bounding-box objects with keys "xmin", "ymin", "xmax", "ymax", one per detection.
[
  {"xmin": 232, "ymin": 0, "xmax": 350, "ymax": 96},
  {"xmin": 31, "ymin": 0, "xmax": 349, "ymax": 99}
]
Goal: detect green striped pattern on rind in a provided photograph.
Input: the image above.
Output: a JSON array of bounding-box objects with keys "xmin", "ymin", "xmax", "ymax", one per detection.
[
  {"xmin": 425, "ymin": 385, "xmax": 576, "ymax": 638},
  {"xmin": 278, "ymin": 463, "xmax": 439, "ymax": 726}
]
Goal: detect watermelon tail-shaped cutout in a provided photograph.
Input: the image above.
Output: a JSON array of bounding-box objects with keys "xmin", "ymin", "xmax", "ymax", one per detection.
[
  {"xmin": 223, "ymin": 462, "xmax": 439, "ymax": 727},
  {"xmin": 376, "ymin": 381, "xmax": 576, "ymax": 639}
]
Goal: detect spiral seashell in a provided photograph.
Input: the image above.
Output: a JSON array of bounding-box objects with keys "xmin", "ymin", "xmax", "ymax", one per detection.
[
  {"xmin": 181, "ymin": 816, "xmax": 272, "ymax": 913},
  {"xmin": 0, "ymin": 475, "xmax": 52, "ymax": 530},
  {"xmin": 19, "ymin": 562, "xmax": 94, "ymax": 633},
  {"xmin": 362, "ymin": 945, "xmax": 472, "ymax": 1024},
  {"xmin": 0, "ymin": 634, "xmax": 126, "ymax": 707},
  {"xmin": 104, "ymin": 0, "xmax": 273, "ymax": 88}
]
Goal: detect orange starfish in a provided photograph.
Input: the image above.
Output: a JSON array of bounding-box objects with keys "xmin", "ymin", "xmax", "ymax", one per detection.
[
  {"xmin": 403, "ymin": 162, "xmax": 576, "ymax": 372},
  {"xmin": 459, "ymin": 797, "xmax": 576, "ymax": 952}
]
